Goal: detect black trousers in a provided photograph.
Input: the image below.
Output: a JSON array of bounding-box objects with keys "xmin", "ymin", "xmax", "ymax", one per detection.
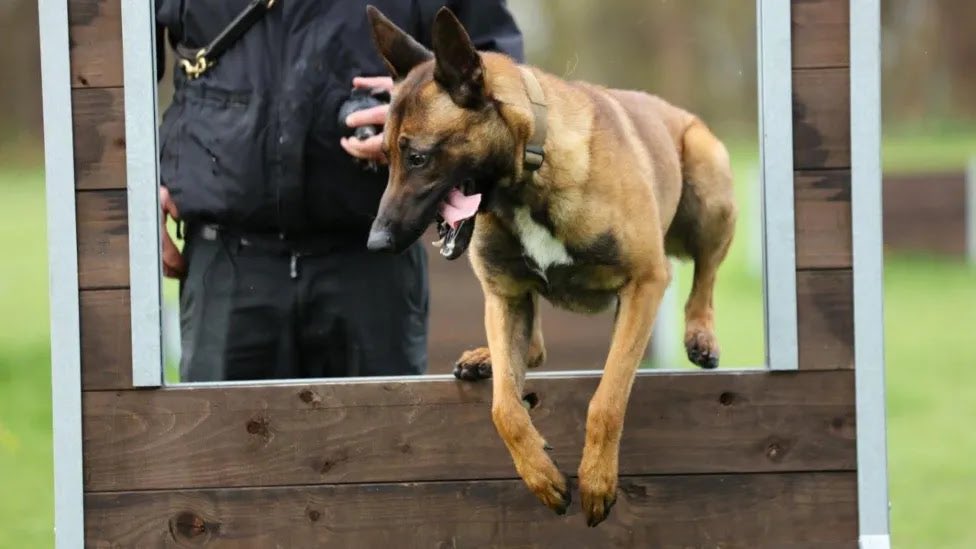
[{"xmin": 177, "ymin": 226, "xmax": 429, "ymax": 381}]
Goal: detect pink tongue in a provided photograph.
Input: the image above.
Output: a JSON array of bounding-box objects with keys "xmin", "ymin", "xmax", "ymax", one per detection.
[{"xmin": 439, "ymin": 188, "xmax": 482, "ymax": 228}]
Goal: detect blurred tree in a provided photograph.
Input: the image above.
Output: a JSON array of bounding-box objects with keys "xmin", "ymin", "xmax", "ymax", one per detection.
[
  {"xmin": 0, "ymin": 0, "xmax": 42, "ymax": 162},
  {"xmin": 879, "ymin": 0, "xmax": 976, "ymax": 129},
  {"xmin": 509, "ymin": 0, "xmax": 759, "ymax": 141},
  {"xmin": 932, "ymin": 0, "xmax": 976, "ymax": 120}
]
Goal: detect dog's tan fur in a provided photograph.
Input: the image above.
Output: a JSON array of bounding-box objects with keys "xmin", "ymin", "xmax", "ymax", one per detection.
[{"xmin": 366, "ymin": 6, "xmax": 737, "ymax": 526}]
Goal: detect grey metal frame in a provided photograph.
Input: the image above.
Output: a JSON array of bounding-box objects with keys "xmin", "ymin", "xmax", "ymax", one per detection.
[
  {"xmin": 756, "ymin": 0, "xmax": 799, "ymax": 371},
  {"xmin": 38, "ymin": 0, "xmax": 888, "ymax": 545},
  {"xmin": 123, "ymin": 0, "xmax": 166, "ymax": 387},
  {"xmin": 850, "ymin": 0, "xmax": 892, "ymax": 547},
  {"xmin": 38, "ymin": 0, "xmax": 85, "ymax": 545},
  {"xmin": 127, "ymin": 0, "xmax": 797, "ymax": 386}
]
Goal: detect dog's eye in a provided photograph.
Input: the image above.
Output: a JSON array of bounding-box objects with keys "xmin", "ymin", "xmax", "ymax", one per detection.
[{"xmin": 407, "ymin": 152, "xmax": 429, "ymax": 169}]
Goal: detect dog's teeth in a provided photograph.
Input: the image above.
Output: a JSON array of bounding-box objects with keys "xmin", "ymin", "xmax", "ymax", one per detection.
[{"xmin": 432, "ymin": 237, "xmax": 445, "ymax": 248}]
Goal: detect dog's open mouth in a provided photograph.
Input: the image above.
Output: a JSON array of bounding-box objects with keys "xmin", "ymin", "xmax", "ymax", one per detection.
[{"xmin": 432, "ymin": 182, "xmax": 481, "ymax": 260}]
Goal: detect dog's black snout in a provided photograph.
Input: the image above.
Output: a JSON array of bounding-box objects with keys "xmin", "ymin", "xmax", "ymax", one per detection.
[{"xmin": 367, "ymin": 227, "xmax": 396, "ymax": 252}]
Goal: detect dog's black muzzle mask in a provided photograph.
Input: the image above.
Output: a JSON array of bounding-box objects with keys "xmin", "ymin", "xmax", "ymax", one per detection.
[{"xmin": 367, "ymin": 178, "xmax": 479, "ymax": 261}]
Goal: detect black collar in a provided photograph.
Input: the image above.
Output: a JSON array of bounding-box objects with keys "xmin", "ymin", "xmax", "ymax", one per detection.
[{"xmin": 518, "ymin": 66, "xmax": 548, "ymax": 173}]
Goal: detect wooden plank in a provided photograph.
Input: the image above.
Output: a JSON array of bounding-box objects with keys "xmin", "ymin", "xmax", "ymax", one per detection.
[
  {"xmin": 83, "ymin": 369, "xmax": 855, "ymax": 492},
  {"xmin": 85, "ymin": 472, "xmax": 857, "ymax": 548},
  {"xmin": 69, "ymin": 0, "xmax": 123, "ymax": 88},
  {"xmin": 795, "ymin": 169, "xmax": 852, "ymax": 269},
  {"xmin": 883, "ymin": 172, "xmax": 968, "ymax": 257},
  {"xmin": 77, "ymin": 190, "xmax": 130, "ymax": 289},
  {"xmin": 81, "ymin": 289, "xmax": 132, "ymax": 390},
  {"xmin": 793, "ymin": 68, "xmax": 851, "ymax": 171},
  {"xmin": 797, "ymin": 269, "xmax": 854, "ymax": 370},
  {"xmin": 72, "ymin": 87, "xmax": 126, "ymax": 190},
  {"xmin": 792, "ymin": 0, "xmax": 850, "ymax": 69}
]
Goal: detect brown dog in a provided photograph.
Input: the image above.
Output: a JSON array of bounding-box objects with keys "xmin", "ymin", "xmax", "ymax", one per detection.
[{"xmin": 364, "ymin": 6, "xmax": 737, "ymax": 527}]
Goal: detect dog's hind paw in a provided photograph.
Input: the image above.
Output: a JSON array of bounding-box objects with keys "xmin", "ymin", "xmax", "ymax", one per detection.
[
  {"xmin": 453, "ymin": 347, "xmax": 492, "ymax": 381},
  {"xmin": 685, "ymin": 329, "xmax": 720, "ymax": 369}
]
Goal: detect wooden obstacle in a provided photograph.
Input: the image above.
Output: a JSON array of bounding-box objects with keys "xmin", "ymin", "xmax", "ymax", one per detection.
[
  {"xmin": 39, "ymin": 0, "xmax": 891, "ymax": 547},
  {"xmin": 882, "ymin": 166, "xmax": 976, "ymax": 262}
]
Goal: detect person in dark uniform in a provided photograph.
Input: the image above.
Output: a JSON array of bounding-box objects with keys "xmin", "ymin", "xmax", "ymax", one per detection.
[{"xmin": 152, "ymin": 1, "xmax": 525, "ymax": 381}]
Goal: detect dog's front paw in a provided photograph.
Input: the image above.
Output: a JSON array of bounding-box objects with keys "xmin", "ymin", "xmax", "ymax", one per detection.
[
  {"xmin": 453, "ymin": 347, "xmax": 492, "ymax": 381},
  {"xmin": 578, "ymin": 453, "xmax": 619, "ymax": 527},
  {"xmin": 685, "ymin": 328, "xmax": 719, "ymax": 370},
  {"xmin": 516, "ymin": 450, "xmax": 572, "ymax": 515}
]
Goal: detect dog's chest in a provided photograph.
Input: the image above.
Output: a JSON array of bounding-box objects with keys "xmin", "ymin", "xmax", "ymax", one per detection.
[{"xmin": 511, "ymin": 206, "xmax": 574, "ymax": 271}]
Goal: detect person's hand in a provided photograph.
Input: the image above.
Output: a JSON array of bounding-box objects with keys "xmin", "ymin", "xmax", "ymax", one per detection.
[
  {"xmin": 339, "ymin": 76, "xmax": 394, "ymax": 165},
  {"xmin": 160, "ymin": 186, "xmax": 186, "ymax": 279}
]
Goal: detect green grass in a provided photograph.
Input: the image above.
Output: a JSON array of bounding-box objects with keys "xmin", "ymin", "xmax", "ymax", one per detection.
[
  {"xmin": 884, "ymin": 255, "xmax": 976, "ymax": 548},
  {"xmin": 883, "ymin": 123, "xmax": 976, "ymax": 174},
  {"xmin": 1, "ymin": 128, "xmax": 974, "ymax": 547},
  {"xmin": 0, "ymin": 168, "xmax": 53, "ymax": 549}
]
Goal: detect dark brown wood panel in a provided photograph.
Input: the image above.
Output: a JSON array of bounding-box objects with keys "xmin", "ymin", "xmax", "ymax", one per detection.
[
  {"xmin": 72, "ymin": 87, "xmax": 125, "ymax": 190},
  {"xmin": 85, "ymin": 472, "xmax": 857, "ymax": 548},
  {"xmin": 81, "ymin": 289, "xmax": 132, "ymax": 390},
  {"xmin": 883, "ymin": 172, "xmax": 968, "ymax": 257},
  {"xmin": 69, "ymin": 0, "xmax": 123, "ymax": 89},
  {"xmin": 795, "ymin": 169, "xmax": 852, "ymax": 269},
  {"xmin": 793, "ymin": 68, "xmax": 851, "ymax": 170},
  {"xmin": 797, "ymin": 269, "xmax": 854, "ymax": 370},
  {"xmin": 792, "ymin": 0, "xmax": 850, "ymax": 69},
  {"xmin": 77, "ymin": 190, "xmax": 130, "ymax": 290},
  {"xmin": 83, "ymin": 370, "xmax": 855, "ymax": 492}
]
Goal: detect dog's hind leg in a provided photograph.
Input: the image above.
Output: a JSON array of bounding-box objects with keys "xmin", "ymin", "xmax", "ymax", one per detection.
[
  {"xmin": 675, "ymin": 120, "xmax": 737, "ymax": 369},
  {"xmin": 483, "ymin": 291, "xmax": 569, "ymax": 515}
]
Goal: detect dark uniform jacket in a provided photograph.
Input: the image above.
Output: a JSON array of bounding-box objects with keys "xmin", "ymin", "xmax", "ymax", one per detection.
[{"xmin": 154, "ymin": 0, "xmax": 524, "ymax": 244}]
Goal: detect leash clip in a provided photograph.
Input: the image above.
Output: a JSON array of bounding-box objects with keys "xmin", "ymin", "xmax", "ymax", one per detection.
[
  {"xmin": 180, "ymin": 50, "xmax": 211, "ymax": 80},
  {"xmin": 178, "ymin": 0, "xmax": 278, "ymax": 80}
]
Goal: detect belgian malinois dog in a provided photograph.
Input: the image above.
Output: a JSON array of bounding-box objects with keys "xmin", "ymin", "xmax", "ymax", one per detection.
[{"xmin": 364, "ymin": 6, "xmax": 737, "ymax": 527}]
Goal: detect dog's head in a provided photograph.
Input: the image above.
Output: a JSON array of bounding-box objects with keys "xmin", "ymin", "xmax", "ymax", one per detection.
[{"xmin": 363, "ymin": 5, "xmax": 522, "ymax": 256}]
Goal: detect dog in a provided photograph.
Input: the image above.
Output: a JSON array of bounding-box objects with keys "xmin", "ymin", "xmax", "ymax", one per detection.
[{"xmin": 363, "ymin": 5, "xmax": 737, "ymax": 527}]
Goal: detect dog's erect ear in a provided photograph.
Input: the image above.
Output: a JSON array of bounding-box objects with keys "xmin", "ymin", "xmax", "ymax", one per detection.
[
  {"xmin": 366, "ymin": 5, "xmax": 433, "ymax": 80},
  {"xmin": 431, "ymin": 7, "xmax": 486, "ymax": 109}
]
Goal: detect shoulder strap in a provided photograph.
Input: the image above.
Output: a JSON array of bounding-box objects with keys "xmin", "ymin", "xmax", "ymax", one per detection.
[{"xmin": 177, "ymin": 0, "xmax": 278, "ymax": 79}]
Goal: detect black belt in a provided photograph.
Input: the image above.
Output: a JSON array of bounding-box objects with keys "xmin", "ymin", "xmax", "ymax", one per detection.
[
  {"xmin": 177, "ymin": 0, "xmax": 278, "ymax": 80},
  {"xmin": 192, "ymin": 223, "xmax": 357, "ymax": 256}
]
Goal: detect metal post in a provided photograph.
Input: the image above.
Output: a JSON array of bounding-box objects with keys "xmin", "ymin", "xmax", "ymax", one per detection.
[
  {"xmin": 122, "ymin": 0, "xmax": 165, "ymax": 387},
  {"xmin": 38, "ymin": 0, "xmax": 85, "ymax": 543},
  {"xmin": 850, "ymin": 0, "xmax": 892, "ymax": 546},
  {"xmin": 757, "ymin": 0, "xmax": 799, "ymax": 371},
  {"xmin": 648, "ymin": 268, "xmax": 679, "ymax": 368}
]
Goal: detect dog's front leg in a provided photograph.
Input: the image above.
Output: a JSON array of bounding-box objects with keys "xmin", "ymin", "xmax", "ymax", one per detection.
[
  {"xmin": 578, "ymin": 269, "xmax": 670, "ymax": 526},
  {"xmin": 485, "ymin": 291, "xmax": 570, "ymax": 515}
]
